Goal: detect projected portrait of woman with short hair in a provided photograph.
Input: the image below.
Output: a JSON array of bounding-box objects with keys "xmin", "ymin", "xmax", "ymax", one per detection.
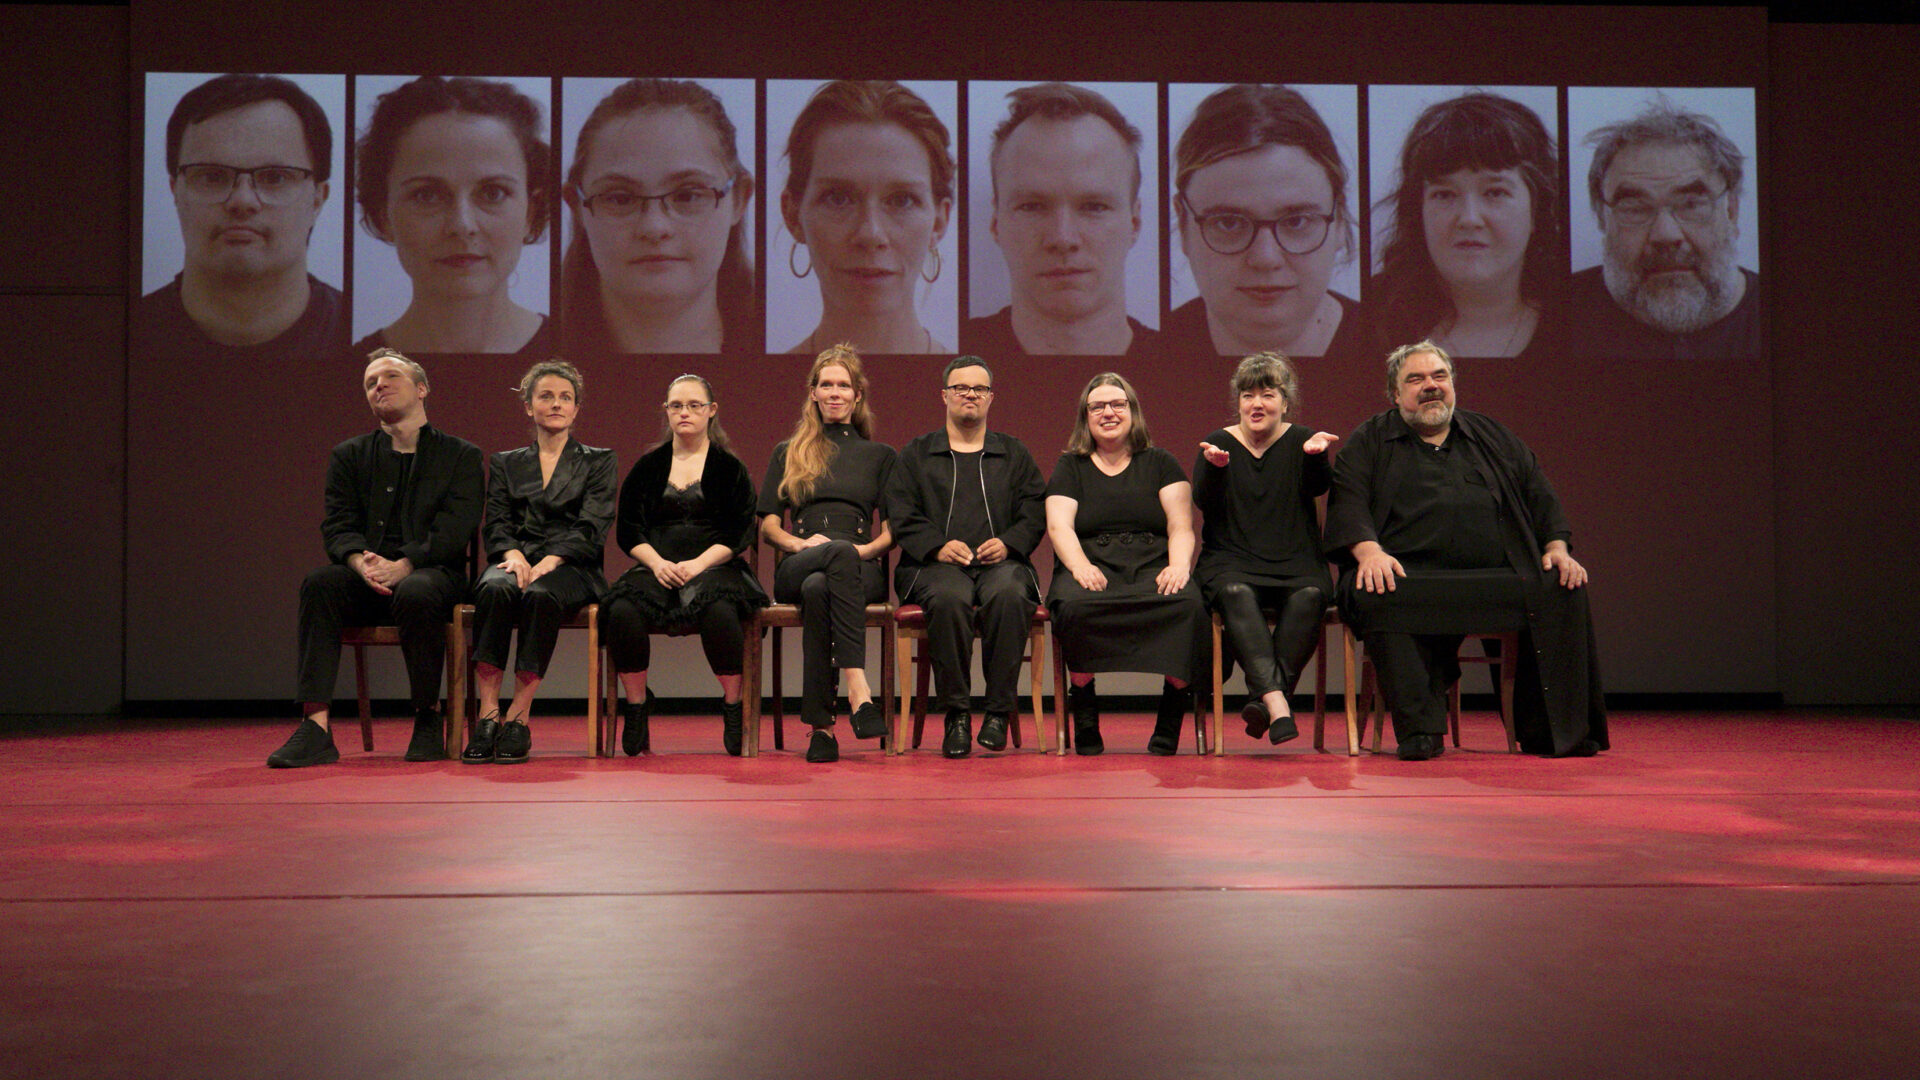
[
  {"xmin": 767, "ymin": 80, "xmax": 957, "ymax": 356},
  {"xmin": 558, "ymin": 77, "xmax": 757, "ymax": 356},
  {"xmin": 1368, "ymin": 86, "xmax": 1563, "ymax": 359},
  {"xmin": 1165, "ymin": 83, "xmax": 1362, "ymax": 362},
  {"xmin": 351, "ymin": 75, "xmax": 553, "ymax": 356}
]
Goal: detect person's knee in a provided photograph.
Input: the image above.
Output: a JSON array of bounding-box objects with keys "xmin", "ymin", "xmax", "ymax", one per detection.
[
  {"xmin": 1284, "ymin": 586, "xmax": 1325, "ymax": 618},
  {"xmin": 474, "ymin": 574, "xmax": 519, "ymax": 606},
  {"xmin": 522, "ymin": 580, "xmax": 565, "ymax": 617},
  {"xmin": 390, "ymin": 575, "xmax": 449, "ymax": 622},
  {"xmin": 300, "ymin": 564, "xmax": 355, "ymax": 603}
]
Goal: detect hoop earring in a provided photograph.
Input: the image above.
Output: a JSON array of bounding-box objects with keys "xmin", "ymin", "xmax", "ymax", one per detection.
[
  {"xmin": 921, "ymin": 244, "xmax": 941, "ymax": 284},
  {"xmin": 789, "ymin": 241, "xmax": 812, "ymax": 279}
]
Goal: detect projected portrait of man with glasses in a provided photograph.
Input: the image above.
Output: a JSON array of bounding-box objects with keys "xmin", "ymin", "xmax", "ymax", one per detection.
[
  {"xmin": 1163, "ymin": 83, "xmax": 1362, "ymax": 363},
  {"xmin": 558, "ymin": 77, "xmax": 757, "ymax": 356},
  {"xmin": 136, "ymin": 73, "xmax": 346, "ymax": 362},
  {"xmin": 1569, "ymin": 88, "xmax": 1761, "ymax": 360}
]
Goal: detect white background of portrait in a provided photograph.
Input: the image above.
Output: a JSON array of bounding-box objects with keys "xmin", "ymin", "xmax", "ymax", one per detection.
[
  {"xmin": 1168, "ymin": 83, "xmax": 1362, "ymax": 309},
  {"xmin": 349, "ymin": 75, "xmax": 553, "ymax": 345},
  {"xmin": 966, "ymin": 80, "xmax": 1161, "ymax": 329},
  {"xmin": 558, "ymin": 76, "xmax": 758, "ymax": 331},
  {"xmin": 1366, "ymin": 84, "xmax": 1560, "ymax": 276},
  {"xmin": 1568, "ymin": 86, "xmax": 1759, "ymax": 273},
  {"xmin": 765, "ymin": 80, "xmax": 961, "ymax": 355},
  {"xmin": 141, "ymin": 72, "xmax": 345, "ymax": 295}
]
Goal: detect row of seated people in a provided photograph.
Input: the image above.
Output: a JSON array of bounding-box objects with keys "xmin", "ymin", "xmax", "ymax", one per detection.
[{"xmin": 269, "ymin": 341, "xmax": 1606, "ymax": 768}]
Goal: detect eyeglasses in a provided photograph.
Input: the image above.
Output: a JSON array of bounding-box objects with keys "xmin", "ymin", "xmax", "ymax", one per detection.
[
  {"xmin": 663, "ymin": 400, "xmax": 713, "ymax": 413},
  {"xmin": 1086, "ymin": 400, "xmax": 1130, "ymax": 416},
  {"xmin": 944, "ymin": 385, "xmax": 993, "ymax": 398},
  {"xmin": 580, "ymin": 178, "xmax": 735, "ymax": 220},
  {"xmin": 1180, "ymin": 195, "xmax": 1337, "ymax": 256},
  {"xmin": 173, "ymin": 164, "xmax": 316, "ymax": 205},
  {"xmin": 1603, "ymin": 188, "xmax": 1727, "ymax": 229}
]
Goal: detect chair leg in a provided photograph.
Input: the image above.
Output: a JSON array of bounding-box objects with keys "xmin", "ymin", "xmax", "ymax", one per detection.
[
  {"xmin": 1341, "ymin": 628, "xmax": 1360, "ymax": 757},
  {"xmin": 770, "ymin": 626, "xmax": 784, "ymax": 752},
  {"xmin": 585, "ymin": 607, "xmax": 602, "ymax": 759},
  {"xmin": 352, "ymin": 643, "xmax": 375, "ymax": 752},
  {"xmin": 447, "ymin": 609, "xmax": 469, "ymax": 760},
  {"xmin": 1209, "ymin": 614, "xmax": 1226, "ymax": 757},
  {"xmin": 1448, "ymin": 681, "xmax": 1462, "ymax": 748},
  {"xmin": 741, "ymin": 625, "xmax": 761, "ymax": 758},
  {"xmin": 1312, "ymin": 621, "xmax": 1329, "ymax": 751},
  {"xmin": 878, "ymin": 618, "xmax": 894, "ymax": 753},
  {"xmin": 1052, "ymin": 631, "xmax": 1070, "ymax": 755},
  {"xmin": 1022, "ymin": 627, "xmax": 1044, "ymax": 752},
  {"xmin": 891, "ymin": 631, "xmax": 912, "ymax": 756},
  {"xmin": 911, "ymin": 638, "xmax": 931, "ymax": 749}
]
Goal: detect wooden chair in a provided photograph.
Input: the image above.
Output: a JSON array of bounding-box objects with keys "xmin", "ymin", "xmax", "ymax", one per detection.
[
  {"xmin": 892, "ymin": 603, "xmax": 1056, "ymax": 754},
  {"xmin": 1346, "ymin": 628, "xmax": 1521, "ymax": 754},
  {"xmin": 740, "ymin": 542, "xmax": 895, "ymax": 758},
  {"xmin": 1206, "ymin": 606, "xmax": 1362, "ymax": 757},
  {"xmin": 446, "ymin": 604, "xmax": 607, "ymax": 758},
  {"xmin": 339, "ymin": 606, "xmax": 472, "ymax": 757}
]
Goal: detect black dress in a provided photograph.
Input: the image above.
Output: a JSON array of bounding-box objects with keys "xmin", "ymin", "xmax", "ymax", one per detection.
[
  {"xmin": 1191, "ymin": 425, "xmax": 1333, "ymax": 601},
  {"xmin": 1160, "ymin": 293, "xmax": 1366, "ymax": 364},
  {"xmin": 604, "ymin": 443, "xmax": 766, "ymax": 632},
  {"xmin": 353, "ymin": 316, "xmax": 552, "ymax": 358},
  {"xmin": 1045, "ymin": 448, "xmax": 1208, "ymax": 682}
]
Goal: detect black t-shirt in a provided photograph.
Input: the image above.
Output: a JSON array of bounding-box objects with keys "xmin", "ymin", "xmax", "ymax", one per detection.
[
  {"xmin": 960, "ymin": 305, "xmax": 1161, "ymax": 359},
  {"xmin": 132, "ymin": 273, "xmax": 348, "ymax": 362},
  {"xmin": 1379, "ymin": 434, "xmax": 1505, "ymax": 571},
  {"xmin": 1567, "ymin": 266, "xmax": 1762, "ymax": 360},
  {"xmin": 353, "ymin": 315, "xmax": 553, "ymax": 358},
  {"xmin": 946, "ymin": 449, "xmax": 995, "ymax": 549},
  {"xmin": 369, "ymin": 449, "xmax": 416, "ymax": 560},
  {"xmin": 1046, "ymin": 447, "xmax": 1185, "ymax": 540}
]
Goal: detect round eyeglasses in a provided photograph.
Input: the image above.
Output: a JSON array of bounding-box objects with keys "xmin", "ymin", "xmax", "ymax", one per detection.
[
  {"xmin": 174, "ymin": 164, "xmax": 316, "ymax": 206},
  {"xmin": 1180, "ymin": 195, "xmax": 1337, "ymax": 256}
]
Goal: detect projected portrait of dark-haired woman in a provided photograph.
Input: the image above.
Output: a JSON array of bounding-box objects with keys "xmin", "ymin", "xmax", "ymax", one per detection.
[
  {"xmin": 136, "ymin": 72, "xmax": 347, "ymax": 363},
  {"xmin": 766, "ymin": 80, "xmax": 958, "ymax": 356},
  {"xmin": 350, "ymin": 75, "xmax": 554, "ymax": 356},
  {"xmin": 1367, "ymin": 85, "xmax": 1564, "ymax": 360},
  {"xmin": 558, "ymin": 77, "xmax": 758, "ymax": 357},
  {"xmin": 1165, "ymin": 83, "xmax": 1362, "ymax": 364}
]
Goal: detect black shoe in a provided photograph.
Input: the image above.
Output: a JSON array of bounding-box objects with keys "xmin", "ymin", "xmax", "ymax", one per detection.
[
  {"xmin": 849, "ymin": 700, "xmax": 886, "ymax": 740},
  {"xmin": 805, "ymin": 726, "xmax": 839, "ymax": 763},
  {"xmin": 494, "ymin": 719, "xmax": 531, "ymax": 763},
  {"xmin": 1069, "ymin": 682, "xmax": 1103, "ymax": 756},
  {"xmin": 267, "ymin": 717, "xmax": 339, "ymax": 768},
  {"xmin": 1148, "ymin": 682, "xmax": 1190, "ymax": 756},
  {"xmin": 1241, "ymin": 698, "xmax": 1272, "ymax": 740},
  {"xmin": 622, "ymin": 689, "xmax": 654, "ymax": 756},
  {"xmin": 462, "ymin": 716, "xmax": 500, "ymax": 763},
  {"xmin": 942, "ymin": 710, "xmax": 973, "ymax": 758},
  {"xmin": 1267, "ymin": 706, "xmax": 1300, "ymax": 746},
  {"xmin": 404, "ymin": 708, "xmax": 445, "ymax": 761},
  {"xmin": 978, "ymin": 711, "xmax": 1010, "ymax": 752},
  {"xmin": 722, "ymin": 700, "xmax": 744, "ymax": 757},
  {"xmin": 1397, "ymin": 732, "xmax": 1445, "ymax": 761}
]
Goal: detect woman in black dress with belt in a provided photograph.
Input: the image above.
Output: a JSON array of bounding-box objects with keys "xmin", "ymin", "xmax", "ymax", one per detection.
[
  {"xmin": 601, "ymin": 374, "xmax": 767, "ymax": 756},
  {"xmin": 464, "ymin": 360, "xmax": 616, "ymax": 764},
  {"xmin": 1193, "ymin": 352, "xmax": 1339, "ymax": 746},
  {"xmin": 1045, "ymin": 372, "xmax": 1209, "ymax": 755},
  {"xmin": 759, "ymin": 344, "xmax": 895, "ymax": 763}
]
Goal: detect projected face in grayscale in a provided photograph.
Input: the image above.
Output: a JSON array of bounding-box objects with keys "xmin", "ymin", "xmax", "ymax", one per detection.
[
  {"xmin": 173, "ymin": 100, "xmax": 327, "ymax": 285},
  {"xmin": 991, "ymin": 114, "xmax": 1141, "ymax": 327},
  {"xmin": 1599, "ymin": 141, "xmax": 1744, "ymax": 335}
]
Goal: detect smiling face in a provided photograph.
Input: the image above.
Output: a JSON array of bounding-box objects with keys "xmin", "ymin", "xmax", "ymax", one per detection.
[
  {"xmin": 1181, "ymin": 143, "xmax": 1344, "ymax": 351},
  {"xmin": 364, "ymin": 357, "xmax": 425, "ymax": 423},
  {"xmin": 524, "ymin": 373, "xmax": 577, "ymax": 435},
  {"xmin": 1422, "ymin": 166, "xmax": 1533, "ymax": 299},
  {"xmin": 663, "ymin": 376, "xmax": 713, "ymax": 441},
  {"xmin": 1599, "ymin": 141, "xmax": 1743, "ymax": 333},
  {"xmin": 784, "ymin": 121, "xmax": 950, "ymax": 322},
  {"xmin": 991, "ymin": 114, "xmax": 1140, "ymax": 324},
  {"xmin": 1083, "ymin": 381, "xmax": 1134, "ymax": 447},
  {"xmin": 1237, "ymin": 385, "xmax": 1288, "ymax": 437},
  {"xmin": 811, "ymin": 363, "xmax": 861, "ymax": 424},
  {"xmin": 579, "ymin": 106, "xmax": 745, "ymax": 314},
  {"xmin": 173, "ymin": 99, "xmax": 326, "ymax": 283},
  {"xmin": 1392, "ymin": 349, "xmax": 1455, "ymax": 435},
  {"xmin": 382, "ymin": 112, "xmax": 531, "ymax": 304}
]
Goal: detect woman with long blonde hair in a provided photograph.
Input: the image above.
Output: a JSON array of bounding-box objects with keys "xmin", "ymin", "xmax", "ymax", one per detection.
[{"xmin": 758, "ymin": 344, "xmax": 896, "ymax": 762}]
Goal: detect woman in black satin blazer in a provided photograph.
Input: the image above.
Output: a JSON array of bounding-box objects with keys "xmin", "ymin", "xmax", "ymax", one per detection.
[{"xmin": 463, "ymin": 360, "xmax": 617, "ymax": 764}]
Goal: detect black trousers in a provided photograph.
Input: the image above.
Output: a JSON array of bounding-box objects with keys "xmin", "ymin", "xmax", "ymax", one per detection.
[
  {"xmin": 773, "ymin": 540, "xmax": 886, "ymax": 727},
  {"xmin": 470, "ymin": 564, "xmax": 602, "ymax": 678},
  {"xmin": 1346, "ymin": 570, "xmax": 1527, "ymax": 742},
  {"xmin": 903, "ymin": 561, "xmax": 1038, "ymax": 714},
  {"xmin": 1211, "ymin": 582, "xmax": 1325, "ymax": 699},
  {"xmin": 296, "ymin": 563, "xmax": 465, "ymax": 711},
  {"xmin": 601, "ymin": 595, "xmax": 746, "ymax": 677}
]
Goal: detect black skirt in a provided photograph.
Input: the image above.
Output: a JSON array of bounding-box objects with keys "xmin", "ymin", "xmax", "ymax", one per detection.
[{"xmin": 603, "ymin": 559, "xmax": 768, "ymax": 634}]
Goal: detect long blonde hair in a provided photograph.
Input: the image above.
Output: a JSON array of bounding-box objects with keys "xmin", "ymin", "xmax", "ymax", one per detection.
[{"xmin": 779, "ymin": 343, "xmax": 875, "ymax": 505}]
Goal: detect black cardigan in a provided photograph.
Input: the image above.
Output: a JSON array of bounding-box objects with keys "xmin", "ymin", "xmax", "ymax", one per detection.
[
  {"xmin": 615, "ymin": 441, "xmax": 757, "ymax": 562},
  {"xmin": 322, "ymin": 423, "xmax": 483, "ymax": 572}
]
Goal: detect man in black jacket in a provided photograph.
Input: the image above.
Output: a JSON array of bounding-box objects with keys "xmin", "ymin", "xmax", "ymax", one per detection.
[
  {"xmin": 268, "ymin": 348, "xmax": 484, "ymax": 767},
  {"xmin": 886, "ymin": 357, "xmax": 1047, "ymax": 757},
  {"xmin": 1324, "ymin": 341, "xmax": 1606, "ymax": 761}
]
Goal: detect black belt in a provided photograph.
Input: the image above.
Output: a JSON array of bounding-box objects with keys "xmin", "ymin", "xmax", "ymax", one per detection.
[{"xmin": 1090, "ymin": 531, "xmax": 1158, "ymax": 547}]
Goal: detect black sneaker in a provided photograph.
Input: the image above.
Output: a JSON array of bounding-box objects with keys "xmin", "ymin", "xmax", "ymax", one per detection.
[
  {"xmin": 494, "ymin": 719, "xmax": 531, "ymax": 763},
  {"xmin": 462, "ymin": 716, "xmax": 501, "ymax": 763},
  {"xmin": 722, "ymin": 699, "xmax": 744, "ymax": 757},
  {"xmin": 1069, "ymin": 682, "xmax": 1103, "ymax": 756},
  {"xmin": 404, "ymin": 707, "xmax": 445, "ymax": 761},
  {"xmin": 805, "ymin": 726, "xmax": 839, "ymax": 763},
  {"xmin": 942, "ymin": 710, "xmax": 972, "ymax": 758},
  {"xmin": 978, "ymin": 711, "xmax": 1010, "ymax": 752},
  {"xmin": 267, "ymin": 717, "xmax": 339, "ymax": 768},
  {"xmin": 849, "ymin": 700, "xmax": 886, "ymax": 740},
  {"xmin": 623, "ymin": 688, "xmax": 654, "ymax": 757}
]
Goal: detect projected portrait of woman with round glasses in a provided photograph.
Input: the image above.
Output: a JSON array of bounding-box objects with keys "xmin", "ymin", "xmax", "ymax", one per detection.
[
  {"xmin": 1163, "ymin": 83, "xmax": 1362, "ymax": 363},
  {"xmin": 559, "ymin": 77, "xmax": 757, "ymax": 356}
]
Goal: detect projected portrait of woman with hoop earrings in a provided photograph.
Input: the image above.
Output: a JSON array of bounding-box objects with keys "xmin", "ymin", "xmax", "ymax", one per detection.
[{"xmin": 767, "ymin": 79, "xmax": 958, "ymax": 356}]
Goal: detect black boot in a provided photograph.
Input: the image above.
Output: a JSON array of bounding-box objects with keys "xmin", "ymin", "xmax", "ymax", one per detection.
[
  {"xmin": 722, "ymin": 700, "xmax": 744, "ymax": 757},
  {"xmin": 404, "ymin": 707, "xmax": 445, "ymax": 761},
  {"xmin": 621, "ymin": 689, "xmax": 653, "ymax": 757},
  {"xmin": 1148, "ymin": 682, "xmax": 1190, "ymax": 756},
  {"xmin": 1070, "ymin": 681, "xmax": 1103, "ymax": 756}
]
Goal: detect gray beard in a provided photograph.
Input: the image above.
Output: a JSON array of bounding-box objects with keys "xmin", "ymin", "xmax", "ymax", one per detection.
[
  {"xmin": 1400, "ymin": 400, "xmax": 1453, "ymax": 437},
  {"xmin": 1602, "ymin": 245, "xmax": 1743, "ymax": 334}
]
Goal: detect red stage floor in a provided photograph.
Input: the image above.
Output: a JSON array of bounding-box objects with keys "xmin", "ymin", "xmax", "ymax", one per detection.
[{"xmin": 5, "ymin": 710, "xmax": 1918, "ymax": 1078}]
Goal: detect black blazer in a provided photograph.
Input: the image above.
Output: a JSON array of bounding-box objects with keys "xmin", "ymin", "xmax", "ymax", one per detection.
[
  {"xmin": 483, "ymin": 440, "xmax": 617, "ymax": 571},
  {"xmin": 322, "ymin": 423, "xmax": 484, "ymax": 573},
  {"xmin": 615, "ymin": 441, "xmax": 758, "ymax": 561}
]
